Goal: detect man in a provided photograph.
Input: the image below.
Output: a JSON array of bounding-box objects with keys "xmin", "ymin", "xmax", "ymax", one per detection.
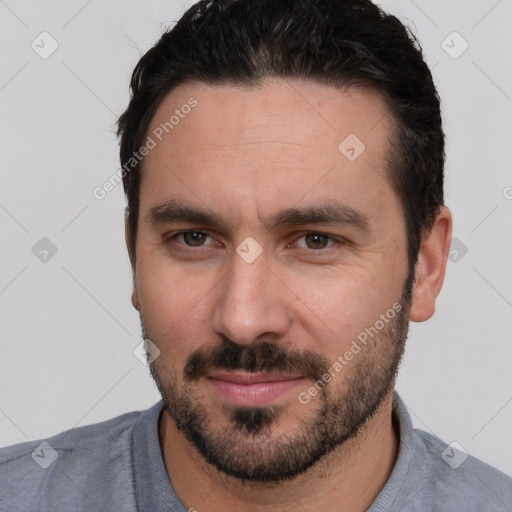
[{"xmin": 1, "ymin": 0, "xmax": 511, "ymax": 510}]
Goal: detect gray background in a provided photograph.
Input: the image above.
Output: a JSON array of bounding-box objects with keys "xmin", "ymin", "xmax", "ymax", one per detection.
[{"xmin": 1, "ymin": 0, "xmax": 511, "ymax": 476}]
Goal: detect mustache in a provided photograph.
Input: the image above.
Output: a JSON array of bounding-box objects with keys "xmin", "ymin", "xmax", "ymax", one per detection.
[{"xmin": 184, "ymin": 337, "xmax": 330, "ymax": 382}]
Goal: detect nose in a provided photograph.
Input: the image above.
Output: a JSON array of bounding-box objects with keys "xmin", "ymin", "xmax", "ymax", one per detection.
[{"xmin": 210, "ymin": 250, "xmax": 292, "ymax": 346}]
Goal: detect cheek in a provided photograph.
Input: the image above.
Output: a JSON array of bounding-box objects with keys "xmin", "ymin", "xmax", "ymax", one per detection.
[
  {"xmin": 291, "ymin": 270, "xmax": 398, "ymax": 355},
  {"xmin": 135, "ymin": 253, "xmax": 216, "ymax": 353}
]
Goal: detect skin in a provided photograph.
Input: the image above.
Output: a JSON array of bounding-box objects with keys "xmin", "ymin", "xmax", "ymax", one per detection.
[{"xmin": 126, "ymin": 79, "xmax": 452, "ymax": 511}]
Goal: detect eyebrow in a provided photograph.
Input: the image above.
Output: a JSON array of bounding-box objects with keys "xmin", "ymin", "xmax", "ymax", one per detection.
[{"xmin": 146, "ymin": 198, "xmax": 371, "ymax": 235}]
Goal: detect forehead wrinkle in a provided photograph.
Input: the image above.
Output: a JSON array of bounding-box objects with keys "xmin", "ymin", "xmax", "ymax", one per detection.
[{"xmin": 211, "ymin": 140, "xmax": 308, "ymax": 149}]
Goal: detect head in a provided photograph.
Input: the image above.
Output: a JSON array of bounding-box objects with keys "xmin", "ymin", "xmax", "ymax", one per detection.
[{"xmin": 117, "ymin": 0, "xmax": 451, "ymax": 482}]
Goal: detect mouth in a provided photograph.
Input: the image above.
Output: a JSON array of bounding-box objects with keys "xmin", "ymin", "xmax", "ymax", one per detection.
[{"xmin": 206, "ymin": 371, "xmax": 305, "ymax": 407}]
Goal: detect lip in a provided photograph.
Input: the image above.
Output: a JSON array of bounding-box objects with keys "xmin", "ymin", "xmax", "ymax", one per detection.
[{"xmin": 206, "ymin": 371, "xmax": 305, "ymax": 407}]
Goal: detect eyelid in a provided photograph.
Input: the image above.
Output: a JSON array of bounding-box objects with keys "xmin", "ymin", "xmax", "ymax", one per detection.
[
  {"xmin": 164, "ymin": 229, "xmax": 346, "ymax": 252},
  {"xmin": 166, "ymin": 229, "xmax": 216, "ymax": 240},
  {"xmin": 290, "ymin": 231, "xmax": 344, "ymax": 251}
]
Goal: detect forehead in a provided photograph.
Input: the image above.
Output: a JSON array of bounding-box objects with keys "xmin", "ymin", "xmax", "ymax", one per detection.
[
  {"xmin": 146, "ymin": 79, "xmax": 392, "ymax": 154},
  {"xmin": 138, "ymin": 79, "xmax": 398, "ymax": 229}
]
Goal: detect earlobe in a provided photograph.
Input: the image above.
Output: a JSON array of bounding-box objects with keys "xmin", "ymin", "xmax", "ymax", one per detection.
[
  {"xmin": 409, "ymin": 206, "xmax": 452, "ymax": 322},
  {"xmin": 131, "ymin": 288, "xmax": 141, "ymax": 311}
]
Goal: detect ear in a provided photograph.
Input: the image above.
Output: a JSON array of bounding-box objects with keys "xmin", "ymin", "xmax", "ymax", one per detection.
[
  {"xmin": 125, "ymin": 208, "xmax": 141, "ymax": 311},
  {"xmin": 409, "ymin": 206, "xmax": 452, "ymax": 322}
]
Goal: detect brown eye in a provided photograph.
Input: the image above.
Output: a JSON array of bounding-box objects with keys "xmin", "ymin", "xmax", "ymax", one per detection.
[
  {"xmin": 302, "ymin": 233, "xmax": 332, "ymax": 250},
  {"xmin": 305, "ymin": 233, "xmax": 329, "ymax": 249},
  {"xmin": 181, "ymin": 231, "xmax": 209, "ymax": 246}
]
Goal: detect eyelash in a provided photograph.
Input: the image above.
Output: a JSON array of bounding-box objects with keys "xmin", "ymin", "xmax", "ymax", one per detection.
[{"xmin": 164, "ymin": 230, "xmax": 344, "ymax": 254}]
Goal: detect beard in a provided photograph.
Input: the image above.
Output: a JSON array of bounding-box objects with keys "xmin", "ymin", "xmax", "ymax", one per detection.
[{"xmin": 143, "ymin": 277, "xmax": 412, "ymax": 483}]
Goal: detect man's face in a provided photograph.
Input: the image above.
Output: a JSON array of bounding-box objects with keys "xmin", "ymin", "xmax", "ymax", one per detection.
[{"xmin": 132, "ymin": 80, "xmax": 412, "ymax": 481}]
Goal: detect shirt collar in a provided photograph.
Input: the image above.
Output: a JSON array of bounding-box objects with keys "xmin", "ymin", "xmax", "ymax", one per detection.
[
  {"xmin": 367, "ymin": 391, "xmax": 415, "ymax": 511},
  {"xmin": 132, "ymin": 400, "xmax": 187, "ymax": 512}
]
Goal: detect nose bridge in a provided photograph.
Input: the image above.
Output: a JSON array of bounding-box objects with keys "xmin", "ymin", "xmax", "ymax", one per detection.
[{"xmin": 211, "ymin": 251, "xmax": 290, "ymax": 345}]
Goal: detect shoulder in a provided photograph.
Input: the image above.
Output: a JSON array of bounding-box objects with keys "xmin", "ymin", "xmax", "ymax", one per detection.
[
  {"xmin": 0, "ymin": 409, "xmax": 140, "ymax": 463},
  {"xmin": 411, "ymin": 428, "xmax": 512, "ymax": 511},
  {"xmin": 0, "ymin": 407, "xmax": 151, "ymax": 512}
]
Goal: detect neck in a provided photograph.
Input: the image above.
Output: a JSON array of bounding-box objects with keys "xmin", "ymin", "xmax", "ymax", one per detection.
[{"xmin": 159, "ymin": 392, "xmax": 399, "ymax": 512}]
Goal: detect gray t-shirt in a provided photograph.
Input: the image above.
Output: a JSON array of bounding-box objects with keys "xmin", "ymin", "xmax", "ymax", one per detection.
[{"xmin": 1, "ymin": 393, "xmax": 511, "ymax": 511}]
